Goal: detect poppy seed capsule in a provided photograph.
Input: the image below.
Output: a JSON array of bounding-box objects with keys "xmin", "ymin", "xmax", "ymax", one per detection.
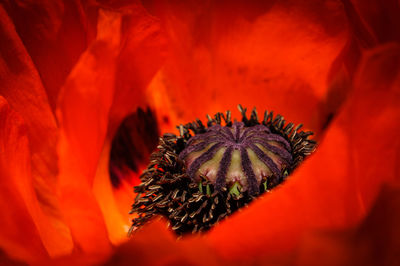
[
  {"xmin": 179, "ymin": 122, "xmax": 292, "ymax": 195},
  {"xmin": 130, "ymin": 105, "xmax": 316, "ymax": 235}
]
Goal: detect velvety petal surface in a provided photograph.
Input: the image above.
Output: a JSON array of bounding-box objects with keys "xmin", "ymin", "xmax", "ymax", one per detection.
[
  {"xmin": 94, "ymin": 3, "xmax": 167, "ymax": 245},
  {"xmin": 2, "ymin": 0, "xmax": 97, "ymax": 111},
  {"xmin": 105, "ymin": 219, "xmax": 220, "ymax": 266},
  {"xmin": 348, "ymin": 0, "xmax": 400, "ymax": 44},
  {"xmin": 0, "ymin": 5, "xmax": 73, "ymax": 258},
  {"xmin": 57, "ymin": 2, "xmax": 167, "ymax": 254},
  {"xmin": 144, "ymin": 0, "xmax": 349, "ymax": 135},
  {"xmin": 105, "ymin": 42, "xmax": 400, "ymax": 266},
  {"xmin": 206, "ymin": 44, "xmax": 400, "ymax": 262},
  {"xmin": 106, "ymin": 3, "xmax": 168, "ymax": 136},
  {"xmin": 57, "ymin": 8, "xmax": 121, "ymax": 256},
  {"xmin": 0, "ymin": 97, "xmax": 54, "ymax": 263},
  {"xmin": 295, "ymin": 182, "xmax": 400, "ymax": 266}
]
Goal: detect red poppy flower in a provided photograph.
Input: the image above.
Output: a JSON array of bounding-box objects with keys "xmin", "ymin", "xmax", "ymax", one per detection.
[{"xmin": 0, "ymin": 0, "xmax": 399, "ymax": 265}]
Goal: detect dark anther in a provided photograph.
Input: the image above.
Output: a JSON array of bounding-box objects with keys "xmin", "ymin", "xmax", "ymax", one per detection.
[{"xmin": 129, "ymin": 105, "xmax": 316, "ymax": 236}]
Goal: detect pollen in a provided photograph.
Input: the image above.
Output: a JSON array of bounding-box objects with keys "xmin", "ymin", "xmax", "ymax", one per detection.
[{"xmin": 129, "ymin": 105, "xmax": 316, "ymax": 235}]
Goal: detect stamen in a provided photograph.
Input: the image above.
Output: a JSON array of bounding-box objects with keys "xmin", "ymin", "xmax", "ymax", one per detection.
[{"xmin": 129, "ymin": 105, "xmax": 316, "ymax": 236}]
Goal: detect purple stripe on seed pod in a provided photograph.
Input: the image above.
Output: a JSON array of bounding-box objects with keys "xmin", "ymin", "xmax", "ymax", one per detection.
[
  {"xmin": 215, "ymin": 146, "xmax": 234, "ymax": 191},
  {"xmin": 240, "ymin": 147, "xmax": 259, "ymax": 195},
  {"xmin": 249, "ymin": 143, "xmax": 281, "ymax": 178}
]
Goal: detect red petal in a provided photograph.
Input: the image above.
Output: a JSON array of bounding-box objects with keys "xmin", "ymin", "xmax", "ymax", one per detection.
[
  {"xmin": 0, "ymin": 6, "xmax": 73, "ymax": 258},
  {"xmin": 105, "ymin": 219, "xmax": 219, "ymax": 266},
  {"xmin": 107, "ymin": 4, "xmax": 167, "ymax": 135},
  {"xmin": 93, "ymin": 141, "xmax": 131, "ymax": 245},
  {"xmin": 206, "ymin": 44, "xmax": 400, "ymax": 262},
  {"xmin": 296, "ymin": 182, "xmax": 400, "ymax": 265},
  {"xmin": 57, "ymin": 3, "xmax": 167, "ymax": 253},
  {"xmin": 348, "ymin": 0, "xmax": 400, "ymax": 43},
  {"xmin": 57, "ymin": 9, "xmax": 120, "ymax": 255},
  {"xmin": 95, "ymin": 4, "xmax": 167, "ymax": 245},
  {"xmin": 0, "ymin": 97, "xmax": 48, "ymax": 262},
  {"xmin": 2, "ymin": 0, "xmax": 96, "ymax": 110},
  {"xmin": 145, "ymin": 0, "xmax": 349, "ymax": 134},
  {"xmin": 0, "ymin": 249, "xmax": 26, "ymax": 266}
]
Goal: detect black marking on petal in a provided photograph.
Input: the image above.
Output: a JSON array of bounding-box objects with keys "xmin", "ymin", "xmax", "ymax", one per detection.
[{"xmin": 109, "ymin": 107, "xmax": 159, "ymax": 188}]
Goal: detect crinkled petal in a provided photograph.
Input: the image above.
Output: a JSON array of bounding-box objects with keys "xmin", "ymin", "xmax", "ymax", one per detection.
[
  {"xmin": 57, "ymin": 9, "xmax": 121, "ymax": 255},
  {"xmin": 0, "ymin": 5, "xmax": 73, "ymax": 258},
  {"xmin": 57, "ymin": 1, "xmax": 167, "ymax": 252},
  {"xmin": 94, "ymin": 3, "xmax": 166, "ymax": 245},
  {"xmin": 0, "ymin": 97, "xmax": 51, "ymax": 262},
  {"xmin": 107, "ymin": 3, "xmax": 168, "ymax": 135},
  {"xmin": 347, "ymin": 0, "xmax": 400, "ymax": 44},
  {"xmin": 2, "ymin": 0, "xmax": 96, "ymax": 111}
]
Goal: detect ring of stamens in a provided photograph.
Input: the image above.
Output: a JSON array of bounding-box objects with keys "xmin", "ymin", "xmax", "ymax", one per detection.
[{"xmin": 129, "ymin": 105, "xmax": 316, "ymax": 235}]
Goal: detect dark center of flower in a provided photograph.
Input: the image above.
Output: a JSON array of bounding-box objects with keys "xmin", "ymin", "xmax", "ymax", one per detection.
[
  {"xmin": 129, "ymin": 105, "xmax": 316, "ymax": 235},
  {"xmin": 179, "ymin": 122, "xmax": 292, "ymax": 195}
]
